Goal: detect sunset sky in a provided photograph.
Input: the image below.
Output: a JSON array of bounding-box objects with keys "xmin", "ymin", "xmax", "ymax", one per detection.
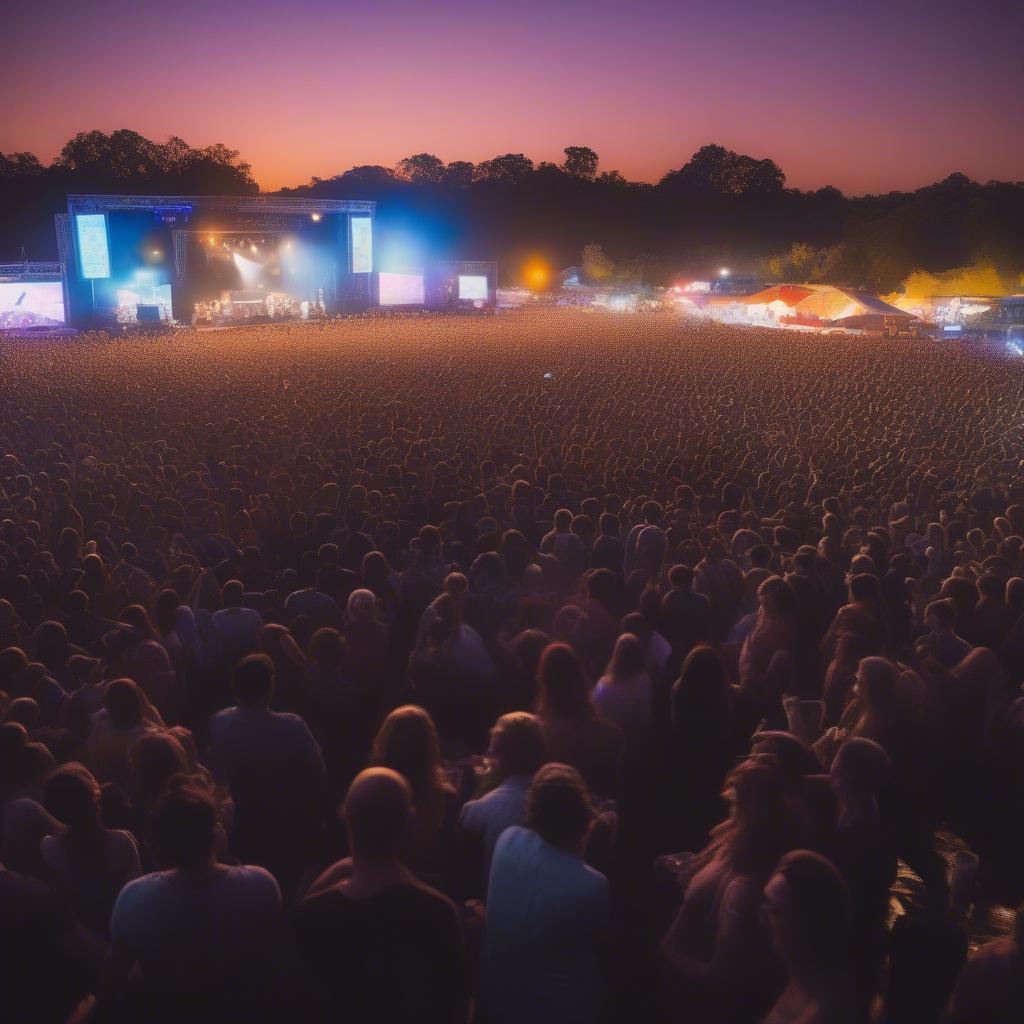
[{"xmin": 5, "ymin": 0, "xmax": 1023, "ymax": 195}]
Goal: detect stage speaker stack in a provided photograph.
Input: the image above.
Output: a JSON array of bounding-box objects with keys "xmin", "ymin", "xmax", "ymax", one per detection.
[{"xmin": 136, "ymin": 304, "xmax": 161, "ymax": 323}]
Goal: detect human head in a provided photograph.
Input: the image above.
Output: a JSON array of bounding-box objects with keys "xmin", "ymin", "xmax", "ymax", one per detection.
[
  {"xmin": 130, "ymin": 732, "xmax": 190, "ymax": 801},
  {"xmin": 152, "ymin": 782, "xmax": 219, "ymax": 870},
  {"xmin": 232, "ymin": 653, "xmax": 275, "ymax": 707},
  {"xmin": 488, "ymin": 712, "xmax": 547, "ymax": 779},
  {"xmin": 536, "ymin": 643, "xmax": 591, "ymax": 720},
  {"xmin": 525, "ymin": 763, "xmax": 595, "ymax": 851},
  {"xmin": 642, "ymin": 500, "xmax": 663, "ymax": 525},
  {"xmin": 720, "ymin": 755, "xmax": 802, "ymax": 877},
  {"xmin": 346, "ymin": 588, "xmax": 377, "ymax": 625},
  {"xmin": 309, "ymin": 627, "xmax": 343, "ymax": 665},
  {"xmin": 35, "ymin": 620, "xmax": 69, "ymax": 665},
  {"xmin": 830, "ymin": 736, "xmax": 891, "ymax": 800},
  {"xmin": 43, "ymin": 762, "xmax": 101, "ymax": 831},
  {"xmin": 925, "ymin": 599, "xmax": 956, "ymax": 633},
  {"xmin": 606, "ymin": 632, "xmax": 646, "ymax": 680},
  {"xmin": 758, "ymin": 576, "xmax": 796, "ymax": 618},
  {"xmin": 849, "ymin": 573, "xmax": 880, "ymax": 603},
  {"xmin": 119, "ymin": 604, "xmax": 156, "ymax": 637},
  {"xmin": 764, "ymin": 850, "xmax": 851, "ymax": 976},
  {"xmin": 668, "ymin": 564, "xmax": 695, "ymax": 590},
  {"xmin": 854, "ymin": 657, "xmax": 899, "ymax": 717},
  {"xmin": 343, "ymin": 767, "xmax": 413, "ymax": 863},
  {"xmin": 675, "ymin": 645, "xmax": 728, "ymax": 707},
  {"xmin": 104, "ymin": 678, "xmax": 145, "ymax": 728},
  {"xmin": 221, "ymin": 579, "xmax": 245, "ymax": 608},
  {"xmin": 370, "ymin": 705, "xmax": 443, "ymax": 800}
]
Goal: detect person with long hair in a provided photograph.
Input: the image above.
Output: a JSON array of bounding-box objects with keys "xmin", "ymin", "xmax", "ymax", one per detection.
[
  {"xmin": 535, "ymin": 642, "xmax": 624, "ymax": 799},
  {"xmin": 761, "ymin": 851, "xmax": 856, "ymax": 1024},
  {"xmin": 592, "ymin": 632, "xmax": 653, "ymax": 749},
  {"xmin": 671, "ymin": 644, "xmax": 737, "ymax": 845},
  {"xmin": 661, "ymin": 755, "xmax": 810, "ymax": 1022},
  {"xmin": 370, "ymin": 704, "xmax": 459, "ymax": 888}
]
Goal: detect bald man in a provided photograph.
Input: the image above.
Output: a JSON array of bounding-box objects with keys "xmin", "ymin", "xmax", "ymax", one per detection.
[{"xmin": 292, "ymin": 769, "xmax": 467, "ymax": 1024}]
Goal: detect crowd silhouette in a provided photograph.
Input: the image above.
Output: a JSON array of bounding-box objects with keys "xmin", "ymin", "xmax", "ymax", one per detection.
[{"xmin": 1, "ymin": 308, "xmax": 1023, "ymax": 1023}]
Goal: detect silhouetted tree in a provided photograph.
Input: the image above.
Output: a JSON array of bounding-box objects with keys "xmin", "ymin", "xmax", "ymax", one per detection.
[
  {"xmin": 660, "ymin": 143, "xmax": 785, "ymax": 195},
  {"xmin": 397, "ymin": 153, "xmax": 447, "ymax": 184},
  {"xmin": 444, "ymin": 161, "xmax": 476, "ymax": 187},
  {"xmin": 474, "ymin": 154, "xmax": 535, "ymax": 185},
  {"xmin": 0, "ymin": 152, "xmax": 43, "ymax": 178},
  {"xmin": 2, "ymin": 131, "xmax": 1023, "ymax": 290},
  {"xmin": 562, "ymin": 146, "xmax": 599, "ymax": 180}
]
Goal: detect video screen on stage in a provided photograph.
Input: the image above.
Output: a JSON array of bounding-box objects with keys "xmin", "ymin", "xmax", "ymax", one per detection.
[
  {"xmin": 0, "ymin": 281, "xmax": 66, "ymax": 329},
  {"xmin": 75, "ymin": 214, "xmax": 111, "ymax": 279},
  {"xmin": 351, "ymin": 217, "xmax": 373, "ymax": 273},
  {"xmin": 458, "ymin": 274, "xmax": 488, "ymax": 301},
  {"xmin": 115, "ymin": 283, "xmax": 173, "ymax": 323},
  {"xmin": 379, "ymin": 272, "xmax": 424, "ymax": 306}
]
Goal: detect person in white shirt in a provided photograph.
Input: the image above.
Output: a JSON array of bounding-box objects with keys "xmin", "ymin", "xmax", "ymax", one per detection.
[
  {"xmin": 481, "ymin": 763, "xmax": 609, "ymax": 1024},
  {"xmin": 458, "ymin": 712, "xmax": 547, "ymax": 894}
]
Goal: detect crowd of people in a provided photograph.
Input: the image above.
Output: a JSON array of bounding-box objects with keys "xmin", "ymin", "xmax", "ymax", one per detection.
[{"xmin": 1, "ymin": 308, "xmax": 1023, "ymax": 1023}]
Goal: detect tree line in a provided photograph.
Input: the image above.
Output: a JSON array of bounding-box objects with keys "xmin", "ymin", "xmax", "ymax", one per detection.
[{"xmin": 2, "ymin": 130, "xmax": 1022, "ymax": 291}]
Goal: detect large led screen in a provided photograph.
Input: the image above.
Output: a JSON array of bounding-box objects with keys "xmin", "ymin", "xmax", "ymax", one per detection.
[
  {"xmin": 75, "ymin": 214, "xmax": 111, "ymax": 279},
  {"xmin": 379, "ymin": 272, "xmax": 425, "ymax": 306},
  {"xmin": 351, "ymin": 217, "xmax": 373, "ymax": 273},
  {"xmin": 458, "ymin": 274, "xmax": 488, "ymax": 301},
  {"xmin": 0, "ymin": 281, "xmax": 66, "ymax": 328}
]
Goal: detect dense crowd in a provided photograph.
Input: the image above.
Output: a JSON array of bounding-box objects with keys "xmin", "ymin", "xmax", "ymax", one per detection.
[{"xmin": 1, "ymin": 309, "xmax": 1023, "ymax": 1023}]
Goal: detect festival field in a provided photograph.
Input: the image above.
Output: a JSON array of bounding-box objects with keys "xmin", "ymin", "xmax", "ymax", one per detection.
[{"xmin": 3, "ymin": 310, "xmax": 1020, "ymax": 510}]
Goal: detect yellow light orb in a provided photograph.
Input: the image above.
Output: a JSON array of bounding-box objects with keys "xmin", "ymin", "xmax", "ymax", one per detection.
[{"xmin": 525, "ymin": 259, "xmax": 550, "ymax": 291}]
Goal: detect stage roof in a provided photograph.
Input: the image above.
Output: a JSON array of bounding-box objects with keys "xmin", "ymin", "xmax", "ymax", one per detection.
[{"xmin": 67, "ymin": 194, "xmax": 375, "ymax": 215}]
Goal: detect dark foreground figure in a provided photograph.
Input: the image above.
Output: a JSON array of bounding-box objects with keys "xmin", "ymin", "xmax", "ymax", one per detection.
[{"xmin": 1, "ymin": 311, "xmax": 1024, "ymax": 1023}]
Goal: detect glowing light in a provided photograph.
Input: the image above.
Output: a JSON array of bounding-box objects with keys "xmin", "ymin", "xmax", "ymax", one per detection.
[
  {"xmin": 151, "ymin": 250, "xmax": 162, "ymax": 258},
  {"xmin": 459, "ymin": 275, "xmax": 489, "ymax": 301},
  {"xmin": 75, "ymin": 214, "xmax": 111, "ymax": 280},
  {"xmin": 232, "ymin": 252, "xmax": 263, "ymax": 286},
  {"xmin": 249, "ymin": 244, "xmax": 258, "ymax": 254},
  {"xmin": 719, "ymin": 267, "xmax": 730, "ymax": 277},
  {"xmin": 351, "ymin": 217, "xmax": 373, "ymax": 272},
  {"xmin": 524, "ymin": 259, "xmax": 550, "ymax": 291},
  {"xmin": 1008, "ymin": 341, "xmax": 1024, "ymax": 358},
  {"xmin": 379, "ymin": 272, "xmax": 425, "ymax": 306},
  {"xmin": 208, "ymin": 236, "xmax": 216, "ymax": 245},
  {"xmin": 310, "ymin": 212, "xmax": 322, "ymax": 222}
]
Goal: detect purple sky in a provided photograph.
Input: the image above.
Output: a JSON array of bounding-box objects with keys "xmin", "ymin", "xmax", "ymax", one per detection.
[{"xmin": 4, "ymin": 0, "xmax": 1023, "ymax": 194}]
